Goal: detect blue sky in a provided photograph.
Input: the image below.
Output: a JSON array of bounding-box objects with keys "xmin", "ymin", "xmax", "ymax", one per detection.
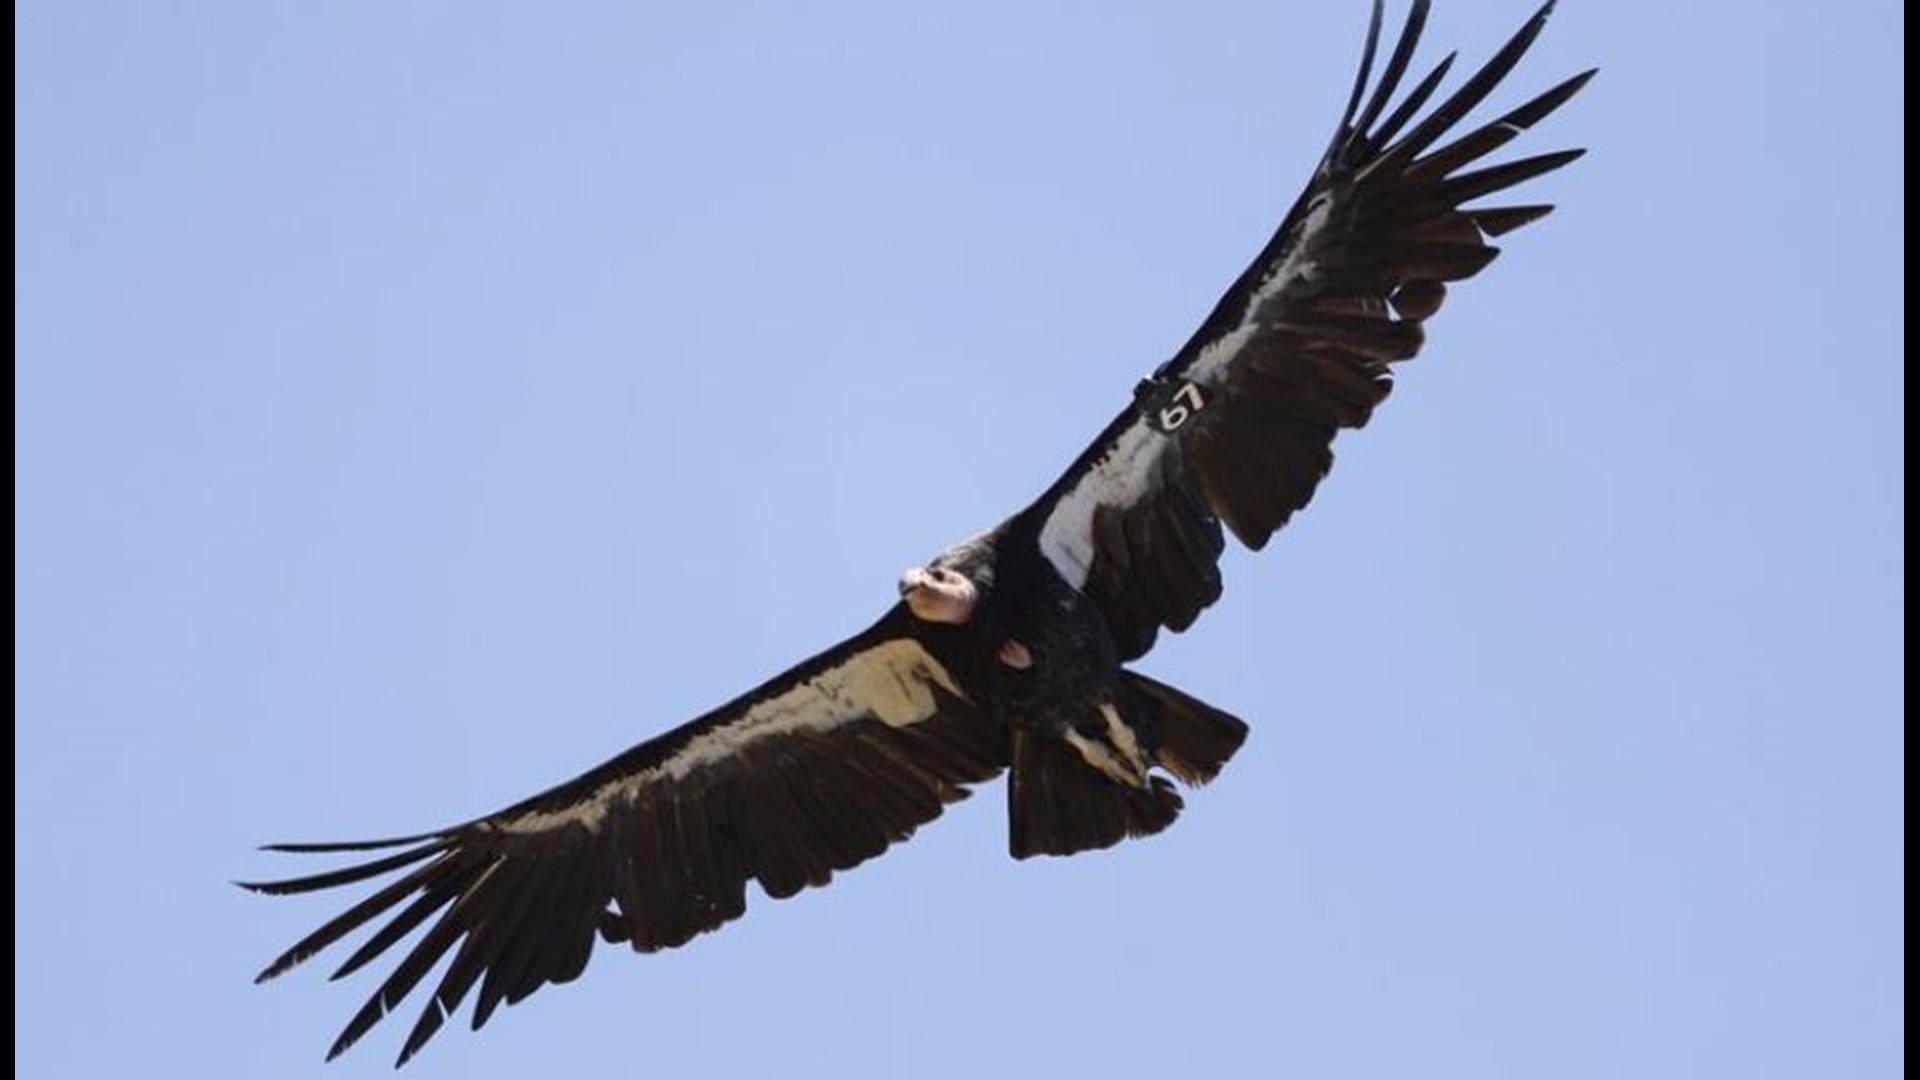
[{"xmin": 17, "ymin": 2, "xmax": 1902, "ymax": 1077}]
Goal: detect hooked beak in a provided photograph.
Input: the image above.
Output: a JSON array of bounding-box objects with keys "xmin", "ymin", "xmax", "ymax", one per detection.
[{"xmin": 898, "ymin": 567, "xmax": 977, "ymax": 625}]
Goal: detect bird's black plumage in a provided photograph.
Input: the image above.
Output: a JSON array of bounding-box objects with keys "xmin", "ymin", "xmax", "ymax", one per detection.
[{"xmin": 245, "ymin": 2, "xmax": 1592, "ymax": 1065}]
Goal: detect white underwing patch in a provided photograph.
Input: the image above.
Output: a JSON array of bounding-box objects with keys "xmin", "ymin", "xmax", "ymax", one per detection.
[
  {"xmin": 1037, "ymin": 420, "xmax": 1163, "ymax": 588},
  {"xmin": 497, "ymin": 640, "xmax": 959, "ymax": 834},
  {"xmin": 1039, "ymin": 322, "xmax": 1258, "ymax": 589},
  {"xmin": 1246, "ymin": 189, "xmax": 1337, "ymax": 322},
  {"xmin": 1188, "ymin": 322, "xmax": 1260, "ymax": 385}
]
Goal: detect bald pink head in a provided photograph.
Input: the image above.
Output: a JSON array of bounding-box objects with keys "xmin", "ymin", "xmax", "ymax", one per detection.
[{"xmin": 899, "ymin": 566, "xmax": 978, "ymax": 625}]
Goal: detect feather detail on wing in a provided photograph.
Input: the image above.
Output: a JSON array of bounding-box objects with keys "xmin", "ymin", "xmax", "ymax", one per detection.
[
  {"xmin": 1031, "ymin": 0, "xmax": 1593, "ymax": 660},
  {"xmin": 240, "ymin": 609, "xmax": 1002, "ymax": 1067}
]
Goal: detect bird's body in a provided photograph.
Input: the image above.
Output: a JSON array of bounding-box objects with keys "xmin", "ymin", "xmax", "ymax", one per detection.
[
  {"xmin": 908, "ymin": 518, "xmax": 1227, "ymax": 856},
  {"xmin": 247, "ymin": 1, "xmax": 1593, "ymax": 1065},
  {"xmin": 920, "ymin": 523, "xmax": 1121, "ymax": 735}
]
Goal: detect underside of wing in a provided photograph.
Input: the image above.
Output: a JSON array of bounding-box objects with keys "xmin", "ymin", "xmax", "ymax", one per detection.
[
  {"xmin": 241, "ymin": 611, "xmax": 1004, "ymax": 1066},
  {"xmin": 1035, "ymin": 0, "xmax": 1593, "ymax": 659}
]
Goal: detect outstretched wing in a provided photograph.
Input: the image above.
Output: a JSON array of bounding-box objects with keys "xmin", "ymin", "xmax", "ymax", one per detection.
[
  {"xmin": 243, "ymin": 607, "xmax": 1002, "ymax": 1067},
  {"xmin": 1028, "ymin": 0, "xmax": 1593, "ymax": 660}
]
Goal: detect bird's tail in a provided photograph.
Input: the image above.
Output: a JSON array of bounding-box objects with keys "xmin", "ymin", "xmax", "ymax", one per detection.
[{"xmin": 1007, "ymin": 672, "xmax": 1248, "ymax": 859}]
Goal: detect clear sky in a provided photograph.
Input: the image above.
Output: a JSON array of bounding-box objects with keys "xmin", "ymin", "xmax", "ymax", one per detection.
[{"xmin": 17, "ymin": 2, "xmax": 1903, "ymax": 1077}]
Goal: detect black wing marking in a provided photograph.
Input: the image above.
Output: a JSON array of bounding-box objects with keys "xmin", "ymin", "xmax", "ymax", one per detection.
[
  {"xmin": 242, "ymin": 608, "xmax": 1003, "ymax": 1067},
  {"xmin": 1031, "ymin": 1, "xmax": 1593, "ymax": 659}
]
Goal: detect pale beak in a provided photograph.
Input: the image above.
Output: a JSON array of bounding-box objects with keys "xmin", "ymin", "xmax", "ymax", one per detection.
[{"xmin": 898, "ymin": 567, "xmax": 976, "ymax": 625}]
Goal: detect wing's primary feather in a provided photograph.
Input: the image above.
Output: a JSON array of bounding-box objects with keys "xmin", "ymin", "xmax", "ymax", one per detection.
[
  {"xmin": 241, "ymin": 608, "xmax": 1003, "ymax": 1066},
  {"xmin": 1031, "ymin": 0, "xmax": 1593, "ymax": 660}
]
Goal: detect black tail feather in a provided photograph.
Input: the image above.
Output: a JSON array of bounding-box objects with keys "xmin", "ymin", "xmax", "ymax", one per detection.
[
  {"xmin": 1007, "ymin": 728, "xmax": 1183, "ymax": 860},
  {"xmin": 1122, "ymin": 671, "xmax": 1250, "ymax": 787},
  {"xmin": 1005, "ymin": 675, "xmax": 1248, "ymax": 860}
]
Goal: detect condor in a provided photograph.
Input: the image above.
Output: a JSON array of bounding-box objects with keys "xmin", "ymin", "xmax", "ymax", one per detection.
[{"xmin": 246, "ymin": 1, "xmax": 1592, "ymax": 1065}]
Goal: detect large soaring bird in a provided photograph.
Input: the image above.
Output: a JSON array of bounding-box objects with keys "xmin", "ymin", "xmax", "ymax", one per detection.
[{"xmin": 247, "ymin": 1, "xmax": 1592, "ymax": 1066}]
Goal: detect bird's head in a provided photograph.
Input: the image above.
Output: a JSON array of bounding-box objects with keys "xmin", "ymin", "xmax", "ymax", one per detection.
[{"xmin": 898, "ymin": 565, "xmax": 978, "ymax": 625}]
